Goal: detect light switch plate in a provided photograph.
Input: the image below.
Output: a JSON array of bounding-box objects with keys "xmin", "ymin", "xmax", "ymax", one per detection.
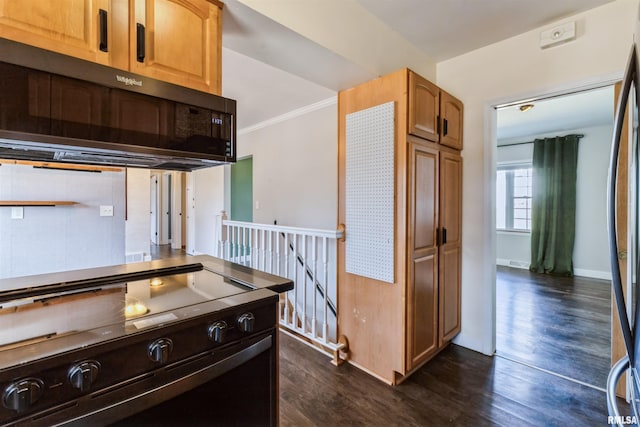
[
  {"xmin": 11, "ymin": 207, "xmax": 23, "ymax": 219},
  {"xmin": 100, "ymin": 205, "xmax": 114, "ymax": 217}
]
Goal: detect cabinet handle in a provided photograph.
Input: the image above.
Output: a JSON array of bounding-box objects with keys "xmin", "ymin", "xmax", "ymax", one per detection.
[
  {"xmin": 99, "ymin": 9, "xmax": 108, "ymax": 52},
  {"xmin": 443, "ymin": 118, "xmax": 448, "ymax": 136},
  {"xmin": 136, "ymin": 23, "xmax": 146, "ymax": 62},
  {"xmin": 442, "ymin": 227, "xmax": 447, "ymax": 245}
]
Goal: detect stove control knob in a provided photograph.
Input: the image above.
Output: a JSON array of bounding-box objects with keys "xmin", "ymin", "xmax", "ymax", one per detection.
[
  {"xmin": 237, "ymin": 312, "xmax": 255, "ymax": 333},
  {"xmin": 2, "ymin": 378, "xmax": 44, "ymax": 413},
  {"xmin": 208, "ymin": 321, "xmax": 228, "ymax": 344},
  {"xmin": 68, "ymin": 360, "xmax": 100, "ymax": 393},
  {"xmin": 148, "ymin": 338, "xmax": 173, "ymax": 364}
]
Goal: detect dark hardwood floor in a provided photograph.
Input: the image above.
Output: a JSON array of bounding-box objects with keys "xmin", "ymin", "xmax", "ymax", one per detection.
[
  {"xmin": 496, "ymin": 266, "xmax": 611, "ymax": 388},
  {"xmin": 279, "ymin": 331, "xmax": 618, "ymax": 426},
  {"xmin": 152, "ymin": 248, "xmax": 621, "ymax": 424},
  {"xmin": 150, "ymin": 244, "xmax": 189, "ymax": 261}
]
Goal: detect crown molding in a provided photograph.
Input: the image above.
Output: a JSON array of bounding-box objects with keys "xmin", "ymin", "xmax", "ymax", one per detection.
[{"xmin": 238, "ymin": 96, "xmax": 337, "ymax": 136}]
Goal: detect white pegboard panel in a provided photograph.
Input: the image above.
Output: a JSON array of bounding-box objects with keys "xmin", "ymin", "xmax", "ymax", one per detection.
[{"xmin": 345, "ymin": 101, "xmax": 395, "ymax": 284}]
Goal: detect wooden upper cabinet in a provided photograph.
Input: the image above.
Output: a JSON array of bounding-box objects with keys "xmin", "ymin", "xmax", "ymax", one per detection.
[
  {"xmin": 0, "ymin": 0, "xmax": 222, "ymax": 94},
  {"xmin": 408, "ymin": 70, "xmax": 463, "ymax": 150},
  {"xmin": 0, "ymin": 0, "xmax": 129, "ymax": 69},
  {"xmin": 131, "ymin": 0, "xmax": 222, "ymax": 94},
  {"xmin": 408, "ymin": 71, "xmax": 439, "ymax": 142},
  {"xmin": 440, "ymin": 90, "xmax": 463, "ymax": 150}
]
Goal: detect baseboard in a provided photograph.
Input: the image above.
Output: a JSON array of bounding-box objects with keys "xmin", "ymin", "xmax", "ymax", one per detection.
[
  {"xmin": 496, "ymin": 258, "xmax": 529, "ymax": 269},
  {"xmin": 573, "ymin": 268, "xmax": 611, "ymax": 281},
  {"xmin": 497, "ymin": 259, "xmax": 611, "ymax": 281},
  {"xmin": 452, "ymin": 332, "xmax": 492, "ymax": 356}
]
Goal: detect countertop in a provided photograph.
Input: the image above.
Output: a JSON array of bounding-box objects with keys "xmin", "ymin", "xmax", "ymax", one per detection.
[{"xmin": 0, "ymin": 255, "xmax": 293, "ymax": 302}]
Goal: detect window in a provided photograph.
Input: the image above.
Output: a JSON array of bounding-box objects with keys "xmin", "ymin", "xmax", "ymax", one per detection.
[{"xmin": 496, "ymin": 165, "xmax": 532, "ymax": 231}]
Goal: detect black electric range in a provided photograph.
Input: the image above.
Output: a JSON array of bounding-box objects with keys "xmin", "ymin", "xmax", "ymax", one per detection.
[{"xmin": 0, "ymin": 256, "xmax": 292, "ymax": 426}]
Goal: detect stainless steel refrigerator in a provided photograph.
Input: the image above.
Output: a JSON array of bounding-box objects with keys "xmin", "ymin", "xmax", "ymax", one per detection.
[{"xmin": 607, "ymin": 16, "xmax": 640, "ymax": 425}]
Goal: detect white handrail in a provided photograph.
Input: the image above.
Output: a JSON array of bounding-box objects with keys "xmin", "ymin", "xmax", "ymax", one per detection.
[
  {"xmin": 222, "ymin": 219, "xmax": 344, "ymax": 240},
  {"xmin": 217, "ymin": 211, "xmax": 344, "ymax": 355}
]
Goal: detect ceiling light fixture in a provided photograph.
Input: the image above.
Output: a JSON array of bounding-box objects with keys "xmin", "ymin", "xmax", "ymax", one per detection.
[{"xmin": 519, "ymin": 104, "xmax": 535, "ymax": 112}]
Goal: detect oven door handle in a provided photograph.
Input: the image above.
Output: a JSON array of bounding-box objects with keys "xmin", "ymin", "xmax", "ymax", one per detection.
[{"xmin": 61, "ymin": 335, "xmax": 273, "ymax": 426}]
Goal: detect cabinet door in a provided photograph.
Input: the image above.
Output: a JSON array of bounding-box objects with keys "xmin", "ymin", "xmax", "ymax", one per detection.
[
  {"xmin": 0, "ymin": 0, "xmax": 128, "ymax": 69},
  {"xmin": 439, "ymin": 151, "xmax": 462, "ymax": 344},
  {"xmin": 440, "ymin": 91, "xmax": 463, "ymax": 150},
  {"xmin": 408, "ymin": 71, "xmax": 439, "ymax": 142},
  {"xmin": 131, "ymin": 0, "xmax": 222, "ymax": 94},
  {"xmin": 406, "ymin": 143, "xmax": 439, "ymax": 370}
]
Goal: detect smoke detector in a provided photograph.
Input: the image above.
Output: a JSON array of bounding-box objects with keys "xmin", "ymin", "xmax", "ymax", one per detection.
[{"xmin": 540, "ymin": 22, "xmax": 576, "ymax": 49}]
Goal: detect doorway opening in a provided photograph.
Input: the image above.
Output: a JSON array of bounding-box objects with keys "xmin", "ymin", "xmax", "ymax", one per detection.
[
  {"xmin": 230, "ymin": 156, "xmax": 253, "ymax": 222},
  {"xmin": 150, "ymin": 170, "xmax": 186, "ymax": 260},
  {"xmin": 494, "ymin": 85, "xmax": 614, "ymax": 389}
]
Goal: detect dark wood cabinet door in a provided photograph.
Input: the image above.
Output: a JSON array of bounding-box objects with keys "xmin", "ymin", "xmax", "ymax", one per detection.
[
  {"xmin": 408, "ymin": 71, "xmax": 439, "ymax": 142},
  {"xmin": 439, "ymin": 151, "xmax": 462, "ymax": 344},
  {"xmin": 440, "ymin": 91, "xmax": 463, "ymax": 150},
  {"xmin": 407, "ymin": 143, "xmax": 439, "ymax": 370}
]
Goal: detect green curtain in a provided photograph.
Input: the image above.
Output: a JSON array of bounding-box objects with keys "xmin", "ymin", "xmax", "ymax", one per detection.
[{"xmin": 530, "ymin": 135, "xmax": 579, "ymax": 276}]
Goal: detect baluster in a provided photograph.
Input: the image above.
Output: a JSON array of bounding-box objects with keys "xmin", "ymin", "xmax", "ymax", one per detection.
[
  {"xmin": 292, "ymin": 234, "xmax": 298, "ymax": 329},
  {"xmin": 267, "ymin": 230, "xmax": 273, "ymax": 274},
  {"xmin": 323, "ymin": 236, "xmax": 329, "ymax": 343},
  {"xmin": 253, "ymin": 227, "xmax": 257, "ymax": 268},
  {"xmin": 229, "ymin": 226, "xmax": 235, "ymax": 262},
  {"xmin": 301, "ymin": 234, "xmax": 307, "ymax": 334},
  {"xmin": 242, "ymin": 227, "xmax": 247, "ymax": 265},
  {"xmin": 276, "ymin": 231, "xmax": 282, "ymax": 277},
  {"xmin": 311, "ymin": 235, "xmax": 317, "ymax": 338}
]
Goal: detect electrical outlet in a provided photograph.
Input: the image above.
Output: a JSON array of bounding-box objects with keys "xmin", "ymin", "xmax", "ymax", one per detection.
[{"xmin": 100, "ymin": 205, "xmax": 114, "ymax": 217}]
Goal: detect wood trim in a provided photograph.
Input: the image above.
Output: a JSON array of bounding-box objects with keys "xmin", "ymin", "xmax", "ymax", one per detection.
[
  {"xmin": 0, "ymin": 159, "xmax": 122, "ymax": 173},
  {"xmin": 612, "ymin": 81, "xmax": 628, "ymax": 397},
  {"xmin": 0, "ymin": 201, "xmax": 77, "ymax": 206},
  {"xmin": 206, "ymin": 0, "xmax": 224, "ymax": 8}
]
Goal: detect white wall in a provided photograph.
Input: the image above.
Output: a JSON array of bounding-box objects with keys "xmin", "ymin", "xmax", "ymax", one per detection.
[
  {"xmin": 436, "ymin": 0, "xmax": 637, "ymax": 354},
  {"xmin": 125, "ymin": 168, "xmax": 151, "ymax": 262},
  {"xmin": 0, "ymin": 163, "xmax": 125, "ymax": 280},
  {"xmin": 496, "ymin": 125, "xmax": 613, "ymax": 279},
  {"xmin": 192, "ymin": 166, "xmax": 225, "ymax": 256},
  {"xmin": 236, "ymin": 100, "xmax": 338, "ymax": 230}
]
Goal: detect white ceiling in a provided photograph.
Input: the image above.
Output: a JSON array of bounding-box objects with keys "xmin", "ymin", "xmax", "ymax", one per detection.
[
  {"xmin": 356, "ymin": 0, "xmax": 616, "ymax": 61},
  {"xmin": 221, "ymin": 0, "xmax": 618, "ymax": 132},
  {"xmin": 496, "ymin": 86, "xmax": 615, "ymax": 142}
]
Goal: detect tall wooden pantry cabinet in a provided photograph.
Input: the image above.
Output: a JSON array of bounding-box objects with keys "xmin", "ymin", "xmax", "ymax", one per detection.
[{"xmin": 338, "ymin": 68, "xmax": 463, "ymax": 384}]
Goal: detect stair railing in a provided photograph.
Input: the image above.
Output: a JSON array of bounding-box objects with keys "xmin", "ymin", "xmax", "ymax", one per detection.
[{"xmin": 217, "ymin": 211, "xmax": 346, "ymax": 362}]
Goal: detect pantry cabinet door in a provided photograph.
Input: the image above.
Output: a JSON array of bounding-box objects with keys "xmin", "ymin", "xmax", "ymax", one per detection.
[
  {"xmin": 406, "ymin": 143, "xmax": 439, "ymax": 370},
  {"xmin": 438, "ymin": 151, "xmax": 462, "ymax": 344},
  {"xmin": 131, "ymin": 0, "xmax": 222, "ymax": 94}
]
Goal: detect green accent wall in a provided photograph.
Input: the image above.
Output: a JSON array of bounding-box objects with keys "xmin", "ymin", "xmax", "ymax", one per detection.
[{"xmin": 230, "ymin": 157, "xmax": 253, "ymax": 222}]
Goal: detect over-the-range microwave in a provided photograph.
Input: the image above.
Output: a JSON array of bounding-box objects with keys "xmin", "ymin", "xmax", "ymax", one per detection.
[{"xmin": 0, "ymin": 38, "xmax": 236, "ymax": 171}]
